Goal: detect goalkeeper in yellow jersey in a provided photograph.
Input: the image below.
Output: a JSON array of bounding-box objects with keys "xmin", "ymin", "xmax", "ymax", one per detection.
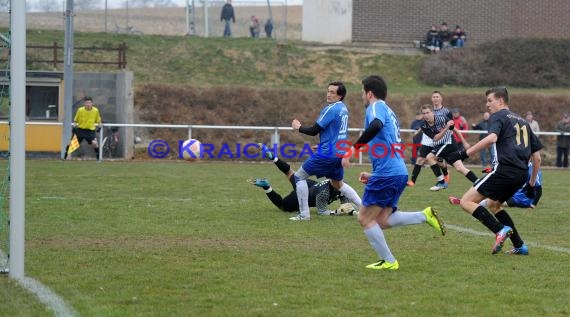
[{"xmin": 69, "ymin": 97, "xmax": 102, "ymax": 161}]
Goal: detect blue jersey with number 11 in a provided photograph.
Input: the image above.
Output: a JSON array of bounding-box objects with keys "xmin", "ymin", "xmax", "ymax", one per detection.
[
  {"xmin": 315, "ymin": 101, "xmax": 349, "ymax": 157},
  {"xmin": 366, "ymin": 100, "xmax": 408, "ymax": 177}
]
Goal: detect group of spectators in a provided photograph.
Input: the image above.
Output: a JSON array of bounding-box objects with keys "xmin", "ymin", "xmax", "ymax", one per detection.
[
  {"xmin": 220, "ymin": 0, "xmax": 274, "ymax": 38},
  {"xmin": 425, "ymin": 22, "xmax": 467, "ymax": 53}
]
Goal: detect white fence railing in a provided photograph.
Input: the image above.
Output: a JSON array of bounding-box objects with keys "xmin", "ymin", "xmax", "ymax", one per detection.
[
  {"xmin": 2, "ymin": 122, "xmax": 565, "ymax": 163},
  {"xmin": 99, "ymin": 123, "xmax": 564, "ymax": 163}
]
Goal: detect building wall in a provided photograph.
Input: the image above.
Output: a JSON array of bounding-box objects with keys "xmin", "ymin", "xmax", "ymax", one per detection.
[
  {"xmin": 74, "ymin": 71, "xmax": 134, "ymax": 158},
  {"xmin": 352, "ymin": 0, "xmax": 570, "ymax": 44},
  {"xmin": 302, "ymin": 0, "xmax": 352, "ymax": 44}
]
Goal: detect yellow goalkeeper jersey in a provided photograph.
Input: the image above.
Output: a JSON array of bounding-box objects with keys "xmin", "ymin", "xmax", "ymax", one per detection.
[{"xmin": 74, "ymin": 106, "xmax": 101, "ymax": 130}]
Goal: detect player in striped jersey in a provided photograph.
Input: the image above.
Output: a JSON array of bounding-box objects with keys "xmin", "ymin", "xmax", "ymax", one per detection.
[
  {"xmin": 431, "ymin": 91, "xmax": 452, "ymax": 181},
  {"xmin": 419, "ymin": 104, "xmax": 478, "ymax": 191},
  {"xmin": 408, "ymin": 91, "xmax": 451, "ymax": 186}
]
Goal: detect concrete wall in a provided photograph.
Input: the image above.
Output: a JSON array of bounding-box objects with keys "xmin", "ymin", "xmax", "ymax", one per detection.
[
  {"xmin": 302, "ymin": 0, "xmax": 352, "ymax": 44},
  {"xmin": 74, "ymin": 71, "xmax": 134, "ymax": 159},
  {"xmin": 352, "ymin": 0, "xmax": 570, "ymax": 44}
]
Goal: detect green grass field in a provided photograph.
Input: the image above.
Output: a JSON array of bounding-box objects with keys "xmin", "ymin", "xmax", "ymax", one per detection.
[{"xmin": 0, "ymin": 160, "xmax": 569, "ymax": 317}]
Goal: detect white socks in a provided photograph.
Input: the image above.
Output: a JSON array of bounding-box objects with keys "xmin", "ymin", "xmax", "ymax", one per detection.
[
  {"xmin": 364, "ymin": 224, "xmax": 396, "ymax": 263},
  {"xmin": 387, "ymin": 211, "xmax": 426, "ymax": 227},
  {"xmin": 339, "ymin": 183, "xmax": 362, "ymax": 208}
]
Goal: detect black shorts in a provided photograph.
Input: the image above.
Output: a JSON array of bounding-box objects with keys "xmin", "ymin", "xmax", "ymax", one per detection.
[
  {"xmin": 75, "ymin": 128, "xmax": 96, "ymax": 144},
  {"xmin": 281, "ymin": 192, "xmax": 300, "ymax": 212},
  {"xmin": 432, "ymin": 143, "xmax": 460, "ymax": 164},
  {"xmin": 418, "ymin": 145, "xmax": 434, "ymax": 158},
  {"xmin": 474, "ymin": 166, "xmax": 527, "ymax": 203}
]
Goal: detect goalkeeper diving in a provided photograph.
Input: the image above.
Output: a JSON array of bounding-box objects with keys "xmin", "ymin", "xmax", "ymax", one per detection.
[{"xmin": 247, "ymin": 144, "xmax": 357, "ymax": 216}]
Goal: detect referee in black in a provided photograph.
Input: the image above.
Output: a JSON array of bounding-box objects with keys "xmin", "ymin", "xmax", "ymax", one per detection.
[{"xmin": 450, "ymin": 87, "xmax": 542, "ymax": 255}]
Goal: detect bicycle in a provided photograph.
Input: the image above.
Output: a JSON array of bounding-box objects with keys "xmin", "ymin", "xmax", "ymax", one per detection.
[
  {"xmin": 114, "ymin": 22, "xmax": 144, "ymax": 35},
  {"xmin": 102, "ymin": 127, "xmax": 120, "ymax": 158}
]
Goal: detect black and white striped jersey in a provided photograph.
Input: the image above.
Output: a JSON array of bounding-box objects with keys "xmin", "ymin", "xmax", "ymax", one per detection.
[
  {"xmin": 433, "ymin": 106, "xmax": 453, "ymax": 121},
  {"xmin": 420, "ymin": 115, "xmax": 453, "ymax": 146}
]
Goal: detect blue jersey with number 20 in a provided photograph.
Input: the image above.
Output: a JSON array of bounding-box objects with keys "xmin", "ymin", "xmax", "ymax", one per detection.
[
  {"xmin": 365, "ymin": 100, "xmax": 408, "ymax": 177},
  {"xmin": 315, "ymin": 101, "xmax": 349, "ymax": 157}
]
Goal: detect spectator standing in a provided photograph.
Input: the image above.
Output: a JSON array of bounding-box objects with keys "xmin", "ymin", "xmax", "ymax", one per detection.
[
  {"xmin": 555, "ymin": 113, "xmax": 570, "ymax": 168},
  {"xmin": 472, "ymin": 111, "xmax": 494, "ymax": 167},
  {"xmin": 438, "ymin": 22, "xmax": 452, "ymax": 50},
  {"xmin": 220, "ymin": 0, "xmax": 235, "ymax": 38},
  {"xmin": 425, "ymin": 24, "xmax": 440, "ymax": 54},
  {"xmin": 410, "ymin": 111, "xmax": 424, "ymax": 165},
  {"xmin": 450, "ymin": 25, "xmax": 466, "ymax": 48},
  {"xmin": 249, "ymin": 16, "xmax": 260, "ymax": 38},
  {"xmin": 264, "ymin": 19, "xmax": 274, "ymax": 38},
  {"xmin": 525, "ymin": 111, "xmax": 540, "ymax": 133},
  {"xmin": 452, "ymin": 108, "xmax": 469, "ymax": 151}
]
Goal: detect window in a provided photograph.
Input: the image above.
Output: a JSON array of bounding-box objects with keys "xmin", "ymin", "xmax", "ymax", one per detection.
[{"xmin": 0, "ymin": 83, "xmax": 60, "ymax": 120}]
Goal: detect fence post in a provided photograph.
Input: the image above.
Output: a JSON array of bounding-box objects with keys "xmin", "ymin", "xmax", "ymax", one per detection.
[
  {"xmin": 118, "ymin": 42, "xmax": 127, "ymax": 69},
  {"xmin": 53, "ymin": 41, "xmax": 58, "ymax": 68},
  {"xmin": 118, "ymin": 43, "xmax": 122, "ymax": 69},
  {"xmin": 271, "ymin": 127, "xmax": 280, "ymax": 148}
]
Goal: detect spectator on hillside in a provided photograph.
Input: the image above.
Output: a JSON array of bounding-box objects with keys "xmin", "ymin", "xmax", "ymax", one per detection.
[
  {"xmin": 472, "ymin": 111, "xmax": 494, "ymax": 167},
  {"xmin": 249, "ymin": 15, "xmax": 261, "ymax": 38},
  {"xmin": 410, "ymin": 111, "xmax": 424, "ymax": 165},
  {"xmin": 220, "ymin": 0, "xmax": 235, "ymax": 38},
  {"xmin": 555, "ymin": 113, "xmax": 570, "ymax": 168},
  {"xmin": 264, "ymin": 19, "xmax": 274, "ymax": 38},
  {"xmin": 452, "ymin": 108, "xmax": 469, "ymax": 151},
  {"xmin": 450, "ymin": 25, "xmax": 466, "ymax": 48},
  {"xmin": 525, "ymin": 111, "xmax": 540, "ymax": 133},
  {"xmin": 425, "ymin": 24, "xmax": 440, "ymax": 54},
  {"xmin": 438, "ymin": 22, "xmax": 452, "ymax": 50}
]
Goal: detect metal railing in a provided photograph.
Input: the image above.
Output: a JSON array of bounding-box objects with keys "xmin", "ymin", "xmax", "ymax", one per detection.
[
  {"xmin": 1, "ymin": 42, "xmax": 129, "ymax": 69},
  {"xmin": 1, "ymin": 121, "xmax": 565, "ymax": 163}
]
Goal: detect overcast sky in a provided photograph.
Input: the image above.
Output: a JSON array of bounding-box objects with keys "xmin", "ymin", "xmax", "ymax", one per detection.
[{"xmin": 26, "ymin": 0, "xmax": 303, "ymax": 11}]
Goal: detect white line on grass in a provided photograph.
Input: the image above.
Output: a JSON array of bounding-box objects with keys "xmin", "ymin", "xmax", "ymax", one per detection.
[
  {"xmin": 38, "ymin": 196, "xmax": 196, "ymax": 202},
  {"xmin": 447, "ymin": 224, "xmax": 570, "ymax": 254},
  {"xmin": 0, "ymin": 251, "xmax": 78, "ymax": 317},
  {"xmin": 1, "ymin": 224, "xmax": 566, "ymax": 317}
]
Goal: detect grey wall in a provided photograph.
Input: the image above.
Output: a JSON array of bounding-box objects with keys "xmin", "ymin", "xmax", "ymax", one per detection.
[{"xmin": 74, "ymin": 71, "xmax": 134, "ymax": 159}]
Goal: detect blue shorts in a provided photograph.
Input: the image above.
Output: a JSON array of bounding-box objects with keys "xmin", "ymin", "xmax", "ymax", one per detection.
[
  {"xmin": 507, "ymin": 191, "xmax": 532, "ymax": 208},
  {"xmin": 362, "ymin": 175, "xmax": 408, "ymax": 209},
  {"xmin": 301, "ymin": 155, "xmax": 344, "ymax": 181}
]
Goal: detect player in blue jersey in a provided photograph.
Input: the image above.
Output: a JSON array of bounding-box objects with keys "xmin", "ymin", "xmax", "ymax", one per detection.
[
  {"xmin": 449, "ymin": 162, "xmax": 543, "ymax": 209},
  {"xmin": 341, "ymin": 75, "xmax": 445, "ymax": 270},
  {"xmin": 289, "ymin": 81, "xmax": 362, "ymax": 221},
  {"xmin": 448, "ymin": 87, "xmax": 543, "ymax": 255}
]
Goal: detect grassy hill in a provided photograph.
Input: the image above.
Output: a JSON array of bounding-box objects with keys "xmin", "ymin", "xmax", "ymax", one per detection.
[
  {"xmin": 11, "ymin": 28, "xmax": 570, "ymax": 165},
  {"xmin": 19, "ymin": 28, "xmax": 570, "ymax": 97},
  {"xmin": 20, "ymin": 29, "xmax": 430, "ymax": 94}
]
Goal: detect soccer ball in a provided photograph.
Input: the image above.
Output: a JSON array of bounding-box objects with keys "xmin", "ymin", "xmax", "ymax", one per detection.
[{"xmin": 181, "ymin": 139, "xmax": 202, "ymax": 160}]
